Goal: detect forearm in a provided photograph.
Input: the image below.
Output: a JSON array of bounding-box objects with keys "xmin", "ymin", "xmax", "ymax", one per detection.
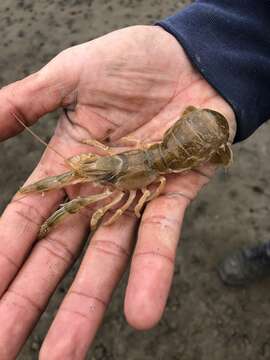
[{"xmin": 157, "ymin": 0, "xmax": 270, "ymax": 142}]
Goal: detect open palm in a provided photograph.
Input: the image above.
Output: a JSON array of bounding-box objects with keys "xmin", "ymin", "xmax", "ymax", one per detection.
[{"xmin": 0, "ymin": 25, "xmax": 235, "ymax": 359}]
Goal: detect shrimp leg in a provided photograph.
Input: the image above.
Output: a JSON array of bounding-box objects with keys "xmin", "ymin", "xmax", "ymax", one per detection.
[
  {"xmin": 80, "ymin": 138, "xmax": 114, "ymax": 155},
  {"xmin": 90, "ymin": 191, "xmax": 125, "ymax": 230},
  {"xmin": 38, "ymin": 189, "xmax": 112, "ymax": 239},
  {"xmin": 67, "ymin": 153, "xmax": 99, "ymax": 169},
  {"xmin": 134, "ymin": 188, "xmax": 151, "ymax": 218},
  {"xmin": 148, "ymin": 176, "xmax": 166, "ymax": 201},
  {"xmin": 134, "ymin": 177, "xmax": 166, "ymax": 218},
  {"xmin": 105, "ymin": 190, "xmax": 137, "ymax": 226},
  {"xmin": 119, "ymin": 136, "xmax": 158, "ymax": 149},
  {"xmin": 19, "ymin": 171, "xmax": 83, "ymax": 194}
]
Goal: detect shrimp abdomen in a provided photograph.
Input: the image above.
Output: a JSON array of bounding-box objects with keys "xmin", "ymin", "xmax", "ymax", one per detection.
[{"xmin": 152, "ymin": 107, "xmax": 231, "ymax": 173}]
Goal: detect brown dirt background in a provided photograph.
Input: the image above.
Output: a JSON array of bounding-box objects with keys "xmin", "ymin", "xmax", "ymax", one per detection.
[{"xmin": 1, "ymin": 0, "xmax": 270, "ymax": 359}]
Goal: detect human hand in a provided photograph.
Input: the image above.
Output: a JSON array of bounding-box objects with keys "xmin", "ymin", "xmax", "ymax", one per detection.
[{"xmin": 0, "ymin": 25, "xmax": 236, "ymax": 359}]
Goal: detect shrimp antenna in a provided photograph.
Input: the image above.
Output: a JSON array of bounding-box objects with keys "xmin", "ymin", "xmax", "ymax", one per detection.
[{"xmin": 12, "ymin": 112, "xmax": 67, "ymax": 162}]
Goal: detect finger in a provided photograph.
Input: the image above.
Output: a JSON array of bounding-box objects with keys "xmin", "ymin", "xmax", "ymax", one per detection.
[
  {"xmin": 40, "ymin": 214, "xmax": 137, "ymax": 360},
  {"xmin": 125, "ymin": 170, "xmax": 211, "ymax": 330},
  {"xmin": 0, "ymin": 122, "xmax": 102, "ymax": 359},
  {"xmin": 0, "ymin": 55, "xmax": 79, "ymax": 141},
  {"xmin": 0, "ymin": 204, "xmax": 91, "ymax": 360},
  {"xmin": 0, "ymin": 135, "xmax": 69, "ymax": 297}
]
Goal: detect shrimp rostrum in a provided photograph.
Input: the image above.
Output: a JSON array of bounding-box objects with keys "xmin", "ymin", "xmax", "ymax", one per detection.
[{"xmin": 19, "ymin": 106, "xmax": 232, "ymax": 239}]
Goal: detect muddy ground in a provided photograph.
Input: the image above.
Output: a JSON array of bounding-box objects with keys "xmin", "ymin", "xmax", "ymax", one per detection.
[{"xmin": 1, "ymin": 0, "xmax": 270, "ymax": 359}]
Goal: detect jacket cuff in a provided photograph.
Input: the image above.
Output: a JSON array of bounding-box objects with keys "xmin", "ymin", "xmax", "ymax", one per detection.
[{"xmin": 157, "ymin": 1, "xmax": 270, "ymax": 142}]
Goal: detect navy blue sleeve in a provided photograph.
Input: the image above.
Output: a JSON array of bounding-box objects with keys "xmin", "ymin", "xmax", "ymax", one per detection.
[{"xmin": 157, "ymin": 1, "xmax": 270, "ymax": 142}]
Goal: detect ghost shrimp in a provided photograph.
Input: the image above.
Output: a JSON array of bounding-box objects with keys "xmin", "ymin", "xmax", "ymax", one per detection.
[{"xmin": 19, "ymin": 106, "xmax": 233, "ymax": 239}]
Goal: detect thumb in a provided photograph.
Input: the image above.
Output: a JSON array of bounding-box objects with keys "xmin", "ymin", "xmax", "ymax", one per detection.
[{"xmin": 0, "ymin": 54, "xmax": 79, "ymax": 141}]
